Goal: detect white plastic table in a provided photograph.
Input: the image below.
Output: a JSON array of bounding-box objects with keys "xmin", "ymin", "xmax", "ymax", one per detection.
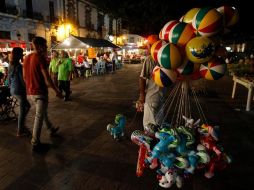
[{"xmin": 232, "ymin": 75, "xmax": 254, "ymax": 111}]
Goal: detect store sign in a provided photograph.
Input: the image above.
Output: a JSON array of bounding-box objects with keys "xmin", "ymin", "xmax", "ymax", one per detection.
[
  {"xmin": 0, "ymin": 39, "xmax": 30, "ymax": 52},
  {"xmin": 88, "ymin": 47, "xmax": 96, "ymax": 59}
]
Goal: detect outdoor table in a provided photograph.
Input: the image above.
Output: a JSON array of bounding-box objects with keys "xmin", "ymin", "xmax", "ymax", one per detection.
[{"xmin": 231, "ymin": 75, "xmax": 254, "ymax": 111}]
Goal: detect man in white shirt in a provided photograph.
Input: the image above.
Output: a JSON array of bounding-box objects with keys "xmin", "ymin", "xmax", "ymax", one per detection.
[{"xmin": 137, "ymin": 35, "xmax": 167, "ymax": 130}]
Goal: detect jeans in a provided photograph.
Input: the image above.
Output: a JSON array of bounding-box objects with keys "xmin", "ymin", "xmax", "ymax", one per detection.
[
  {"xmin": 29, "ymin": 95, "xmax": 54, "ymax": 145},
  {"xmin": 14, "ymin": 95, "xmax": 31, "ymax": 132}
]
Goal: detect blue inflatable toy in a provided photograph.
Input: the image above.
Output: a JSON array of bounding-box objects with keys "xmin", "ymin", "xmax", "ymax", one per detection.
[{"xmin": 107, "ymin": 114, "xmax": 126, "ymax": 140}]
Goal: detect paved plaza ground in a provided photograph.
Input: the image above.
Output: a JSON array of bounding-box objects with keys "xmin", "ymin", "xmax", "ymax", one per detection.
[{"xmin": 0, "ymin": 64, "xmax": 253, "ymax": 190}]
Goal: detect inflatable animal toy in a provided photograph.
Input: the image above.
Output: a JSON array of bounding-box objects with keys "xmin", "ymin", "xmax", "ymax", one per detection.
[{"xmin": 107, "ymin": 114, "xmax": 126, "ymax": 140}]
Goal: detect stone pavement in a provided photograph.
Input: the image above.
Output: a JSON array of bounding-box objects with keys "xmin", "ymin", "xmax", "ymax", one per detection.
[{"xmin": 0, "ymin": 64, "xmax": 253, "ymax": 190}]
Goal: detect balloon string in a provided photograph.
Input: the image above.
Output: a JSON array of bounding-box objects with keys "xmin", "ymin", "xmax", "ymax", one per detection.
[
  {"xmin": 156, "ymin": 81, "xmax": 181, "ymax": 126},
  {"xmin": 191, "ymin": 86, "xmax": 207, "ymax": 125}
]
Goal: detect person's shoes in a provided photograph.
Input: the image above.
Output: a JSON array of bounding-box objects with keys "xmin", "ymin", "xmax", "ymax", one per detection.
[
  {"xmin": 64, "ymin": 97, "xmax": 70, "ymax": 101},
  {"xmin": 17, "ymin": 128, "xmax": 31, "ymax": 137},
  {"xmin": 49, "ymin": 126, "xmax": 59, "ymax": 136},
  {"xmin": 32, "ymin": 143, "xmax": 42, "ymax": 151},
  {"xmin": 32, "ymin": 143, "xmax": 50, "ymax": 153}
]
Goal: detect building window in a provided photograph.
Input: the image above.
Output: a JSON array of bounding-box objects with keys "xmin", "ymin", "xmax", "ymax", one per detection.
[
  {"xmin": 0, "ymin": 31, "xmax": 11, "ymax": 39},
  {"xmin": 0, "ymin": 0, "xmax": 6, "ymax": 13},
  {"xmin": 116, "ymin": 19, "xmax": 121, "ymax": 35},
  {"xmin": 85, "ymin": 5, "xmax": 92, "ymax": 29},
  {"xmin": 130, "ymin": 37, "xmax": 134, "ymax": 43},
  {"xmin": 67, "ymin": 0, "xmax": 75, "ymax": 23},
  {"xmin": 97, "ymin": 12, "xmax": 104, "ymax": 31},
  {"xmin": 49, "ymin": 1, "xmax": 55, "ymax": 23},
  {"xmin": 26, "ymin": 0, "xmax": 33, "ymax": 18},
  {"xmin": 28, "ymin": 33, "xmax": 36, "ymax": 42},
  {"xmin": 109, "ymin": 17, "xmax": 113, "ymax": 35}
]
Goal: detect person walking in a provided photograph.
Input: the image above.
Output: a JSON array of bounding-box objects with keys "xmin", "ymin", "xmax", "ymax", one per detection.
[
  {"xmin": 49, "ymin": 50, "xmax": 59, "ymax": 88},
  {"xmin": 57, "ymin": 50, "xmax": 73, "ymax": 101},
  {"xmin": 8, "ymin": 47, "xmax": 31, "ymax": 137},
  {"xmin": 111, "ymin": 49, "xmax": 118, "ymax": 72},
  {"xmin": 23, "ymin": 36, "xmax": 63, "ymax": 151}
]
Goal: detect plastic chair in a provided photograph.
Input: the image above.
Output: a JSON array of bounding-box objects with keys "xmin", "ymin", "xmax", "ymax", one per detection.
[
  {"xmin": 93, "ymin": 62, "xmax": 99, "ymax": 75},
  {"xmin": 98, "ymin": 61, "xmax": 106, "ymax": 74}
]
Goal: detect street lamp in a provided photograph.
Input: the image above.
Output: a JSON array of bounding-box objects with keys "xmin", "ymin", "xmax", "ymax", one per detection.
[
  {"xmin": 108, "ymin": 35, "xmax": 114, "ymax": 42},
  {"xmin": 57, "ymin": 23, "xmax": 72, "ymax": 41}
]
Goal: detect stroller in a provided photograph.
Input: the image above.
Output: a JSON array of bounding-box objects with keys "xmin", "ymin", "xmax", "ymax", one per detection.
[{"xmin": 0, "ymin": 86, "xmax": 18, "ymax": 120}]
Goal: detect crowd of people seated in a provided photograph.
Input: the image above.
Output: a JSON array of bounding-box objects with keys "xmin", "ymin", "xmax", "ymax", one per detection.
[
  {"xmin": 0, "ymin": 48, "xmax": 123, "ymax": 112},
  {"xmin": 70, "ymin": 49, "xmax": 123, "ymax": 78}
]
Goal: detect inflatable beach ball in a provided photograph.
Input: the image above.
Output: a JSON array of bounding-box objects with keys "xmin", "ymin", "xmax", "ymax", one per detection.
[
  {"xmin": 168, "ymin": 22, "xmax": 196, "ymax": 46},
  {"xmin": 152, "ymin": 66, "xmax": 177, "ymax": 87},
  {"xmin": 182, "ymin": 8, "xmax": 200, "ymax": 23},
  {"xmin": 179, "ymin": 15, "xmax": 184, "ymax": 22},
  {"xmin": 159, "ymin": 20, "xmax": 179, "ymax": 41},
  {"xmin": 217, "ymin": 6, "xmax": 239, "ymax": 27},
  {"xmin": 185, "ymin": 36, "xmax": 215, "ymax": 64},
  {"xmin": 192, "ymin": 7, "xmax": 223, "ymax": 37},
  {"xmin": 200, "ymin": 58, "xmax": 227, "ymax": 80},
  {"xmin": 157, "ymin": 43, "xmax": 182, "ymax": 69},
  {"xmin": 177, "ymin": 57, "xmax": 200, "ymax": 75},
  {"xmin": 151, "ymin": 40, "xmax": 167, "ymax": 63}
]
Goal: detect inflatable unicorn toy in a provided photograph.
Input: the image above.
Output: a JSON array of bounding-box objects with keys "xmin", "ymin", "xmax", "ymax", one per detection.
[
  {"xmin": 159, "ymin": 169, "xmax": 183, "ymax": 189},
  {"xmin": 107, "ymin": 114, "xmax": 126, "ymax": 140},
  {"xmin": 182, "ymin": 115, "xmax": 201, "ymax": 129},
  {"xmin": 157, "ymin": 153, "xmax": 176, "ymax": 175},
  {"xmin": 145, "ymin": 128, "xmax": 177, "ymax": 168},
  {"xmin": 131, "ymin": 130, "xmax": 153, "ymax": 151},
  {"xmin": 198, "ymin": 124, "xmax": 232, "ymax": 178}
]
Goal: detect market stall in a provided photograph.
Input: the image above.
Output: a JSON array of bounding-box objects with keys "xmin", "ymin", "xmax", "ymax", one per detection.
[
  {"xmin": 52, "ymin": 35, "xmax": 120, "ymax": 51},
  {"xmin": 51, "ymin": 35, "xmax": 121, "ymax": 61}
]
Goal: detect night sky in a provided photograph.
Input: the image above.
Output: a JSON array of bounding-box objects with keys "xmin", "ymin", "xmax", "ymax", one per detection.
[{"xmin": 91, "ymin": 0, "xmax": 251, "ymax": 37}]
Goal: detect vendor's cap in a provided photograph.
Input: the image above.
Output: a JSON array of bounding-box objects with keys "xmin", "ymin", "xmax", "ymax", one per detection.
[{"xmin": 147, "ymin": 35, "xmax": 159, "ymax": 45}]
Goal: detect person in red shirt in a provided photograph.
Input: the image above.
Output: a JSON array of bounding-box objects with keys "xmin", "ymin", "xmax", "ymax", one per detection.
[
  {"xmin": 23, "ymin": 36, "xmax": 62, "ymax": 151},
  {"xmin": 75, "ymin": 52, "xmax": 85, "ymax": 77}
]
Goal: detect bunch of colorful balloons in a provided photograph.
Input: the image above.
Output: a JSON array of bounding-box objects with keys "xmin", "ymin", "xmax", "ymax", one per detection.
[{"xmin": 151, "ymin": 6, "xmax": 239, "ymax": 87}]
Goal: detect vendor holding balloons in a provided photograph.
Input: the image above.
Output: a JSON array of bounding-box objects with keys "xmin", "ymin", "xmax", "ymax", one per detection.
[{"xmin": 137, "ymin": 35, "xmax": 168, "ymax": 131}]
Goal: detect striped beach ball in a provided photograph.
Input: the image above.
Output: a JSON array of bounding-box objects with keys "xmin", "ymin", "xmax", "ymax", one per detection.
[
  {"xmin": 185, "ymin": 36, "xmax": 215, "ymax": 64},
  {"xmin": 182, "ymin": 8, "xmax": 200, "ymax": 24},
  {"xmin": 192, "ymin": 7, "xmax": 223, "ymax": 37},
  {"xmin": 157, "ymin": 43, "xmax": 182, "ymax": 69},
  {"xmin": 179, "ymin": 15, "xmax": 184, "ymax": 22},
  {"xmin": 159, "ymin": 20, "xmax": 179, "ymax": 41},
  {"xmin": 200, "ymin": 58, "xmax": 227, "ymax": 80},
  {"xmin": 151, "ymin": 40, "xmax": 167, "ymax": 63},
  {"xmin": 168, "ymin": 22, "xmax": 196, "ymax": 46},
  {"xmin": 152, "ymin": 66, "xmax": 177, "ymax": 87},
  {"xmin": 217, "ymin": 6, "xmax": 239, "ymax": 27},
  {"xmin": 177, "ymin": 57, "xmax": 200, "ymax": 75}
]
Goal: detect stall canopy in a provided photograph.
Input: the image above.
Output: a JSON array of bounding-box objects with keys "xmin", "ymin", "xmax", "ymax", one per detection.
[{"xmin": 52, "ymin": 35, "xmax": 120, "ymax": 50}]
